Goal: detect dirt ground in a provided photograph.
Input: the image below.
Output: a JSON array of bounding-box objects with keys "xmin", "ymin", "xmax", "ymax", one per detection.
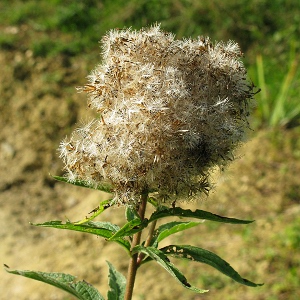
[{"xmin": 1, "ymin": 46, "xmax": 300, "ymax": 300}]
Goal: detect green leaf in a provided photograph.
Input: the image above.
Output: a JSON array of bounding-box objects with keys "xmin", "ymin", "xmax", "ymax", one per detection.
[
  {"xmin": 270, "ymin": 57, "xmax": 298, "ymax": 127},
  {"xmin": 147, "ymin": 197, "xmax": 159, "ymax": 207},
  {"xmin": 125, "ymin": 206, "xmax": 137, "ymax": 222},
  {"xmin": 32, "ymin": 221, "xmax": 131, "ymax": 253},
  {"xmin": 132, "ymin": 245, "xmax": 208, "ymax": 293},
  {"xmin": 107, "ymin": 261, "xmax": 126, "ymax": 300},
  {"xmin": 5, "ymin": 268, "xmax": 104, "ymax": 300},
  {"xmin": 149, "ymin": 207, "xmax": 253, "ymax": 224},
  {"xmin": 256, "ymin": 54, "xmax": 269, "ymax": 119},
  {"xmin": 109, "ymin": 218, "xmax": 149, "ymax": 240},
  {"xmin": 52, "ymin": 175, "xmax": 113, "ymax": 193},
  {"xmin": 161, "ymin": 245, "xmax": 263, "ymax": 287},
  {"xmin": 151, "ymin": 221, "xmax": 202, "ymax": 247},
  {"xmin": 74, "ymin": 199, "xmax": 112, "ymax": 225}
]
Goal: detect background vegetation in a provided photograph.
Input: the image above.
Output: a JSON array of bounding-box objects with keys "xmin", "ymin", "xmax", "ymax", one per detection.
[
  {"xmin": 1, "ymin": 0, "xmax": 299, "ymax": 128},
  {"xmin": 1, "ymin": 1, "xmax": 299, "ymax": 299}
]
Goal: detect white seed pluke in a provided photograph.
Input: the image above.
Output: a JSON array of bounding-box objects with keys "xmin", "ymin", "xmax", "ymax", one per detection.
[{"xmin": 59, "ymin": 24, "xmax": 256, "ymax": 205}]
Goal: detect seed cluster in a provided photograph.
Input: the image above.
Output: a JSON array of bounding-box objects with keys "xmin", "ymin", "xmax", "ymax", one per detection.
[{"xmin": 59, "ymin": 25, "xmax": 256, "ymax": 205}]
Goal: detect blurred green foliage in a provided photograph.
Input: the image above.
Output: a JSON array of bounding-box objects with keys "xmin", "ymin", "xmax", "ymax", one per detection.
[
  {"xmin": 1, "ymin": 0, "xmax": 300, "ymax": 56},
  {"xmin": 251, "ymin": 51, "xmax": 300, "ymax": 128},
  {"xmin": 0, "ymin": 0, "xmax": 299, "ymax": 127},
  {"xmin": 282, "ymin": 217, "xmax": 300, "ymax": 249}
]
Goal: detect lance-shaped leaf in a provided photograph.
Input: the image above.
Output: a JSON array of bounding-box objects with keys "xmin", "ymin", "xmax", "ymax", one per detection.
[
  {"xmin": 149, "ymin": 207, "xmax": 253, "ymax": 224},
  {"xmin": 161, "ymin": 245, "xmax": 263, "ymax": 287},
  {"xmin": 151, "ymin": 221, "xmax": 202, "ymax": 247},
  {"xmin": 125, "ymin": 206, "xmax": 139, "ymax": 222},
  {"xmin": 108, "ymin": 218, "xmax": 149, "ymax": 240},
  {"xmin": 32, "ymin": 221, "xmax": 130, "ymax": 253},
  {"xmin": 52, "ymin": 175, "xmax": 113, "ymax": 194},
  {"xmin": 5, "ymin": 268, "xmax": 104, "ymax": 300},
  {"xmin": 75, "ymin": 199, "xmax": 112, "ymax": 225},
  {"xmin": 147, "ymin": 197, "xmax": 160, "ymax": 207},
  {"xmin": 132, "ymin": 245, "xmax": 208, "ymax": 293},
  {"xmin": 107, "ymin": 261, "xmax": 126, "ymax": 300}
]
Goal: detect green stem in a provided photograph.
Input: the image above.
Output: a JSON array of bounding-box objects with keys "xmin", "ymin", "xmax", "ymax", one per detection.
[
  {"xmin": 124, "ymin": 193, "xmax": 148, "ymax": 300},
  {"xmin": 137, "ymin": 219, "xmax": 157, "ymax": 265}
]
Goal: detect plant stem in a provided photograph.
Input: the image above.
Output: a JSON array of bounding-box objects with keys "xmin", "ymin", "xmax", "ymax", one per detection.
[
  {"xmin": 124, "ymin": 193, "xmax": 148, "ymax": 300},
  {"xmin": 137, "ymin": 219, "xmax": 157, "ymax": 265}
]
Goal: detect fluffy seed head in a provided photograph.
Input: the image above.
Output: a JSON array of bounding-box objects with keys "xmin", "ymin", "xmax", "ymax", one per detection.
[{"xmin": 59, "ymin": 25, "xmax": 256, "ymax": 205}]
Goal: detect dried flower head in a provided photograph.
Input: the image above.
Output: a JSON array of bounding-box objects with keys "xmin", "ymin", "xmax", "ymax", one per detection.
[{"xmin": 59, "ymin": 24, "xmax": 256, "ymax": 205}]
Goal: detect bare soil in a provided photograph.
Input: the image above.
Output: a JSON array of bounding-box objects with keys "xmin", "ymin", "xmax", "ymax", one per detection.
[{"xmin": 1, "ymin": 45, "xmax": 300, "ymax": 300}]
